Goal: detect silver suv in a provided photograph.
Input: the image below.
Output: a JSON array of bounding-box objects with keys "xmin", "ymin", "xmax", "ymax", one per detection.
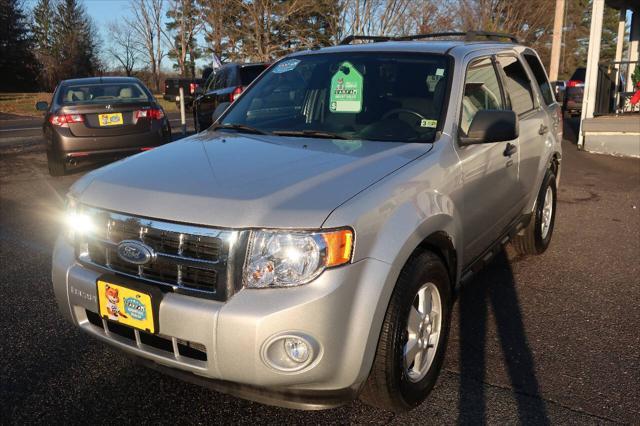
[{"xmin": 52, "ymin": 33, "xmax": 562, "ymax": 412}]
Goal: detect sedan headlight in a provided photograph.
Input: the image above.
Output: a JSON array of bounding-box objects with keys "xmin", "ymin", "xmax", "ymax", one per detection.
[{"xmin": 244, "ymin": 229, "xmax": 354, "ymax": 288}]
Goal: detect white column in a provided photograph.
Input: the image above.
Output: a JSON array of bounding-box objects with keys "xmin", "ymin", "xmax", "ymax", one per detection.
[
  {"xmin": 549, "ymin": 0, "xmax": 566, "ymax": 81},
  {"xmin": 578, "ymin": 0, "xmax": 605, "ymax": 149},
  {"xmin": 614, "ymin": 9, "xmax": 626, "ymax": 64},
  {"xmin": 626, "ymin": 11, "xmax": 639, "ymax": 92}
]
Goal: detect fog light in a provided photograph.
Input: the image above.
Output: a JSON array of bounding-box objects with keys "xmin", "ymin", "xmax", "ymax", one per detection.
[{"xmin": 283, "ymin": 337, "xmax": 310, "ymax": 363}]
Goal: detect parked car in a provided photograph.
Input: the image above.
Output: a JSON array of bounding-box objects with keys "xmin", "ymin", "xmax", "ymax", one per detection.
[
  {"xmin": 52, "ymin": 33, "xmax": 561, "ymax": 412},
  {"xmin": 37, "ymin": 77, "xmax": 171, "ymax": 176},
  {"xmin": 563, "ymin": 67, "xmax": 585, "ymax": 116},
  {"xmin": 163, "ymin": 77, "xmax": 204, "ymax": 109},
  {"xmin": 551, "ymin": 80, "xmax": 566, "ymax": 102},
  {"xmin": 192, "ymin": 62, "xmax": 268, "ymax": 132}
]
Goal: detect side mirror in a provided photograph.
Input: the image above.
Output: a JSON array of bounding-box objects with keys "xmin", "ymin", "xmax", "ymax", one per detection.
[
  {"xmin": 459, "ymin": 110, "xmax": 518, "ymax": 145},
  {"xmin": 211, "ymin": 102, "xmax": 230, "ymax": 123},
  {"xmin": 35, "ymin": 101, "xmax": 49, "ymax": 111},
  {"xmin": 194, "ymin": 86, "xmax": 204, "ymax": 96}
]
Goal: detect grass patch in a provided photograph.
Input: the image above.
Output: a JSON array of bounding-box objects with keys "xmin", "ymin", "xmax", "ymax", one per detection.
[
  {"xmin": 0, "ymin": 92, "xmax": 178, "ymax": 118},
  {"xmin": 0, "ymin": 93, "xmax": 51, "ymax": 117}
]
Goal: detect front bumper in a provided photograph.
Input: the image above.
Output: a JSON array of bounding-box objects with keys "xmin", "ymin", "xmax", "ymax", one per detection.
[{"xmin": 52, "ymin": 236, "xmax": 391, "ymax": 409}]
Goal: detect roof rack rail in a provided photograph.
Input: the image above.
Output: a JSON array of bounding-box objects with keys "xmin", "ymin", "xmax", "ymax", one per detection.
[
  {"xmin": 399, "ymin": 31, "xmax": 519, "ymax": 43},
  {"xmin": 339, "ymin": 35, "xmax": 392, "ymax": 45},
  {"xmin": 339, "ymin": 31, "xmax": 519, "ymax": 45}
]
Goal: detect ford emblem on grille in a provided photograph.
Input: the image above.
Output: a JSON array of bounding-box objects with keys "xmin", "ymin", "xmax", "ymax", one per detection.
[{"xmin": 116, "ymin": 240, "xmax": 155, "ymax": 265}]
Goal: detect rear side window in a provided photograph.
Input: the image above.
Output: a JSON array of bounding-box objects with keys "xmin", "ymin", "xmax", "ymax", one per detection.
[
  {"xmin": 239, "ymin": 65, "xmax": 267, "ymax": 85},
  {"xmin": 497, "ymin": 56, "xmax": 536, "ymax": 115},
  {"xmin": 524, "ymin": 53, "xmax": 554, "ymax": 105},
  {"xmin": 58, "ymin": 82, "xmax": 151, "ymax": 105},
  {"xmin": 460, "ymin": 57, "xmax": 504, "ymax": 134}
]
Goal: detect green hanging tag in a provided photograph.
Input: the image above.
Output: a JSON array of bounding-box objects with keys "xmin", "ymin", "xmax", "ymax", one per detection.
[{"xmin": 329, "ymin": 61, "xmax": 363, "ymax": 113}]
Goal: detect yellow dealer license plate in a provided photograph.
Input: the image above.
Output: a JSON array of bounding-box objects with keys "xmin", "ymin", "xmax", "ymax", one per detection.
[
  {"xmin": 98, "ymin": 112, "xmax": 123, "ymax": 126},
  {"xmin": 97, "ymin": 280, "xmax": 155, "ymax": 333}
]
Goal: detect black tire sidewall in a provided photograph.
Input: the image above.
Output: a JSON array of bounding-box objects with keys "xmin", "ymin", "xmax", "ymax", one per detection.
[
  {"xmin": 392, "ymin": 254, "xmax": 452, "ymax": 407},
  {"xmin": 533, "ymin": 171, "xmax": 557, "ymax": 252}
]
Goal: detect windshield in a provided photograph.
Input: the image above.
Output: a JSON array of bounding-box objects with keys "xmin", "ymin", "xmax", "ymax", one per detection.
[
  {"xmin": 221, "ymin": 52, "xmax": 450, "ymax": 142},
  {"xmin": 58, "ymin": 82, "xmax": 152, "ymax": 105}
]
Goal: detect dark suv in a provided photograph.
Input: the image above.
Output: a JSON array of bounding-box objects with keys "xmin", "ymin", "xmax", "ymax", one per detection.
[
  {"xmin": 563, "ymin": 67, "xmax": 585, "ymax": 117},
  {"xmin": 192, "ymin": 63, "xmax": 268, "ymax": 132}
]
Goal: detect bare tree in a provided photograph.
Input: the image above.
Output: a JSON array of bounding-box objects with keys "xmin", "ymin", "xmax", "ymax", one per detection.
[
  {"xmin": 107, "ymin": 22, "xmax": 139, "ymax": 76},
  {"xmin": 335, "ymin": 0, "xmax": 416, "ymax": 41},
  {"xmin": 126, "ymin": 0, "xmax": 164, "ymax": 91}
]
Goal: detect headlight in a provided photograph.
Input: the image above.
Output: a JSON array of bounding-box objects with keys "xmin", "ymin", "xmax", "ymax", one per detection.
[
  {"xmin": 64, "ymin": 196, "xmax": 93, "ymax": 241},
  {"xmin": 244, "ymin": 229, "xmax": 353, "ymax": 288}
]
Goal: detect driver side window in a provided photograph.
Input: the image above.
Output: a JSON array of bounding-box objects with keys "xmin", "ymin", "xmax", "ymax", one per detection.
[{"xmin": 460, "ymin": 57, "xmax": 504, "ymax": 134}]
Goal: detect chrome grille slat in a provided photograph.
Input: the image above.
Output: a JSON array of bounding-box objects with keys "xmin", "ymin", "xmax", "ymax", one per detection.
[{"xmin": 77, "ymin": 206, "xmax": 238, "ymax": 298}]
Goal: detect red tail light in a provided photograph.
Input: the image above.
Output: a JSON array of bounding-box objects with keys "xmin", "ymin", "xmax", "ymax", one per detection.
[
  {"xmin": 567, "ymin": 80, "xmax": 583, "ymax": 88},
  {"xmin": 189, "ymin": 83, "xmax": 198, "ymax": 94},
  {"xmin": 230, "ymin": 86, "xmax": 244, "ymax": 102},
  {"xmin": 134, "ymin": 108, "xmax": 165, "ymax": 120},
  {"xmin": 49, "ymin": 113, "xmax": 83, "ymax": 127}
]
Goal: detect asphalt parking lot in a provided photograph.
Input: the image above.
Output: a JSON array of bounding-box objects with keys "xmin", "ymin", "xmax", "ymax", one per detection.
[{"xmin": 1, "ymin": 118, "xmax": 638, "ymax": 424}]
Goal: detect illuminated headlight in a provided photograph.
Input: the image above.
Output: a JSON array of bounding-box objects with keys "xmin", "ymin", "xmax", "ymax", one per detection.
[
  {"xmin": 244, "ymin": 229, "xmax": 353, "ymax": 288},
  {"xmin": 64, "ymin": 196, "xmax": 93, "ymax": 241}
]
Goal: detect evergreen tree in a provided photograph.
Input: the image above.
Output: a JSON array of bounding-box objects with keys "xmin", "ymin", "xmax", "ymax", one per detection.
[
  {"xmin": 0, "ymin": 0, "xmax": 38, "ymax": 91},
  {"xmin": 52, "ymin": 0, "xmax": 100, "ymax": 80},
  {"xmin": 31, "ymin": 0, "xmax": 56, "ymax": 90},
  {"xmin": 165, "ymin": 0, "xmax": 202, "ymax": 77}
]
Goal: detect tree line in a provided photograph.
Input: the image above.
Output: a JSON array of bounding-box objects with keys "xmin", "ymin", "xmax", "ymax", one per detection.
[{"xmin": 0, "ymin": 0, "xmax": 624, "ymax": 93}]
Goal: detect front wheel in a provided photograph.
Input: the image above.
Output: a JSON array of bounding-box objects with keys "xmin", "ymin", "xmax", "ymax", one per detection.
[
  {"xmin": 360, "ymin": 251, "xmax": 452, "ymax": 412},
  {"xmin": 512, "ymin": 169, "xmax": 557, "ymax": 255}
]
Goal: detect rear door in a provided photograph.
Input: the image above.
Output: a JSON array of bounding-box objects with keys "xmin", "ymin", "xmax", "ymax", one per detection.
[
  {"xmin": 496, "ymin": 53, "xmax": 549, "ymax": 206},
  {"xmin": 456, "ymin": 56, "xmax": 521, "ymax": 263},
  {"xmin": 200, "ymin": 67, "xmax": 231, "ymax": 125}
]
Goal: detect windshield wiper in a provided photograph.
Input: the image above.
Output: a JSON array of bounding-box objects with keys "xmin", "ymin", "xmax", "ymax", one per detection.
[
  {"xmin": 271, "ymin": 130, "xmax": 348, "ymax": 140},
  {"xmin": 211, "ymin": 123, "xmax": 269, "ymax": 135}
]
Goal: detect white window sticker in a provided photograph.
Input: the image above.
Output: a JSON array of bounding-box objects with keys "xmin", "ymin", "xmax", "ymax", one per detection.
[
  {"xmin": 272, "ymin": 59, "xmax": 300, "ymax": 74},
  {"xmin": 420, "ymin": 119, "xmax": 438, "ymax": 128},
  {"xmin": 435, "ymin": 68, "xmax": 445, "ymax": 76}
]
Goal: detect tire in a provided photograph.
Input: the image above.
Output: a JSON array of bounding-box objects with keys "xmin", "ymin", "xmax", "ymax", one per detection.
[
  {"xmin": 360, "ymin": 250, "xmax": 452, "ymax": 413},
  {"xmin": 512, "ymin": 169, "xmax": 557, "ymax": 255},
  {"xmin": 47, "ymin": 151, "xmax": 66, "ymax": 176}
]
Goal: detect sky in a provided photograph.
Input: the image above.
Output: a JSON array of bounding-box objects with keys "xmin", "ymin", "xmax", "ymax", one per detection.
[{"xmin": 24, "ymin": 0, "xmax": 212, "ymax": 72}]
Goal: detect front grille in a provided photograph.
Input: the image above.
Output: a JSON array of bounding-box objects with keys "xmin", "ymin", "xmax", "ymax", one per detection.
[{"xmin": 76, "ymin": 206, "xmax": 242, "ymax": 299}]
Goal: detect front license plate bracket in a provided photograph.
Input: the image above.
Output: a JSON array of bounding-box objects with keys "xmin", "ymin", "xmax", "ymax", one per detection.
[{"xmin": 96, "ymin": 274, "xmax": 163, "ymax": 334}]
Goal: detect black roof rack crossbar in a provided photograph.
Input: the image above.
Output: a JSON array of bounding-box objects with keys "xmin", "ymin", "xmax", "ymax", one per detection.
[{"xmin": 340, "ymin": 31, "xmax": 519, "ymax": 45}]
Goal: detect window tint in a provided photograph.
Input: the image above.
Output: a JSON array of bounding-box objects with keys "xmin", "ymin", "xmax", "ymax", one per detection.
[
  {"xmin": 497, "ymin": 56, "xmax": 535, "ymax": 115},
  {"xmin": 460, "ymin": 57, "xmax": 503, "ymax": 134},
  {"xmin": 222, "ymin": 52, "xmax": 450, "ymax": 142},
  {"xmin": 58, "ymin": 82, "xmax": 150, "ymax": 105},
  {"xmin": 212, "ymin": 70, "xmax": 227, "ymax": 90},
  {"xmin": 524, "ymin": 53, "xmax": 554, "ymax": 105}
]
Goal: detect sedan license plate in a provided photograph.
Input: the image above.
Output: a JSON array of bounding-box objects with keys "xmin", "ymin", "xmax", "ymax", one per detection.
[
  {"xmin": 97, "ymin": 280, "xmax": 155, "ymax": 333},
  {"xmin": 98, "ymin": 112, "xmax": 123, "ymax": 126}
]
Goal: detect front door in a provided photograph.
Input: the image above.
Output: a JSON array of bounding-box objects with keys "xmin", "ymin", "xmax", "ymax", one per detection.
[{"xmin": 456, "ymin": 56, "xmax": 521, "ymax": 265}]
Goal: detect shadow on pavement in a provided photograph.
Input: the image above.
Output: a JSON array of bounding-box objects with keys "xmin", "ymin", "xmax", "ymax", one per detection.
[{"xmin": 458, "ymin": 250, "xmax": 549, "ymax": 425}]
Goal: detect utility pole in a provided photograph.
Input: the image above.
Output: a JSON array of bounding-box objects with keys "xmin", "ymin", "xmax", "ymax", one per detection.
[{"xmin": 549, "ymin": 0, "xmax": 566, "ymax": 81}]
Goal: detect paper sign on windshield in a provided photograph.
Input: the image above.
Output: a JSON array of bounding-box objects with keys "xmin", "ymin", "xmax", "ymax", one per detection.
[{"xmin": 329, "ymin": 62, "xmax": 363, "ymax": 113}]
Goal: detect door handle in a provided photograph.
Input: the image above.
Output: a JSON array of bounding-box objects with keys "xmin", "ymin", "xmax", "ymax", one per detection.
[
  {"xmin": 503, "ymin": 142, "xmax": 517, "ymax": 157},
  {"xmin": 538, "ymin": 124, "xmax": 549, "ymax": 135}
]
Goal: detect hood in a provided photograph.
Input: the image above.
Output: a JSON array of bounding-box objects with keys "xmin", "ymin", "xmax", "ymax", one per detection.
[{"xmin": 73, "ymin": 132, "xmax": 432, "ymax": 228}]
